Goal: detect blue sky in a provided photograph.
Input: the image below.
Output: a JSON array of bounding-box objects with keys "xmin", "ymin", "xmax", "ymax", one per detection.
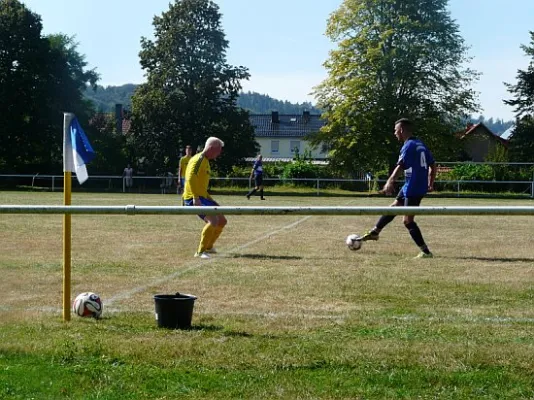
[{"xmin": 21, "ymin": 0, "xmax": 534, "ymax": 121}]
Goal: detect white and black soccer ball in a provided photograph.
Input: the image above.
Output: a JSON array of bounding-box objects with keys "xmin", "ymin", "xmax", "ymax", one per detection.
[
  {"xmin": 72, "ymin": 292, "xmax": 103, "ymax": 319},
  {"xmin": 345, "ymin": 234, "xmax": 362, "ymax": 251}
]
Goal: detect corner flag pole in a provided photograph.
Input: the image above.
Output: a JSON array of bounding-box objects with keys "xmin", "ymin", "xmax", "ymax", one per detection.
[
  {"xmin": 63, "ymin": 172, "xmax": 72, "ymax": 321},
  {"xmin": 63, "ymin": 113, "xmax": 74, "ymax": 322},
  {"xmin": 62, "ymin": 112, "xmax": 95, "ymax": 321}
]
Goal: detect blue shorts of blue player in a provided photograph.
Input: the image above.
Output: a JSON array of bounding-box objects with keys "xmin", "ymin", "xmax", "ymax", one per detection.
[{"xmin": 184, "ymin": 197, "xmax": 227, "ymax": 259}]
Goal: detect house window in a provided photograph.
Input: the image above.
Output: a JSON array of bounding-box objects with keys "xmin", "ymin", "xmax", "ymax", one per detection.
[
  {"xmin": 271, "ymin": 140, "xmax": 279, "ymax": 154},
  {"xmin": 290, "ymin": 140, "xmax": 301, "ymax": 154}
]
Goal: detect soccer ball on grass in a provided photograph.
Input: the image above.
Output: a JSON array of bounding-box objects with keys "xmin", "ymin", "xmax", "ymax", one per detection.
[
  {"xmin": 345, "ymin": 234, "xmax": 362, "ymax": 251},
  {"xmin": 72, "ymin": 292, "xmax": 103, "ymax": 319}
]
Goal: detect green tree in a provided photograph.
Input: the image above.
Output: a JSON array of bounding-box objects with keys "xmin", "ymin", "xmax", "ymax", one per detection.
[
  {"xmin": 40, "ymin": 34, "xmax": 99, "ymax": 168},
  {"xmin": 506, "ymin": 117, "xmax": 534, "ymax": 162},
  {"xmin": 0, "ymin": 0, "xmax": 98, "ymax": 173},
  {"xmin": 312, "ymin": 0, "xmax": 478, "ymax": 175},
  {"xmin": 505, "ymin": 31, "xmax": 534, "ymax": 118},
  {"xmin": 0, "ymin": 0, "xmax": 48, "ymax": 172},
  {"xmin": 504, "ymin": 31, "xmax": 534, "ymax": 162},
  {"xmin": 130, "ymin": 0, "xmax": 258, "ymax": 175},
  {"xmin": 87, "ymin": 113, "xmax": 128, "ymax": 174}
]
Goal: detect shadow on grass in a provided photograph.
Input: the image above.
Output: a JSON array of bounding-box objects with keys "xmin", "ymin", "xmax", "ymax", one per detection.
[
  {"xmin": 187, "ymin": 324, "xmax": 253, "ymax": 337},
  {"xmin": 187, "ymin": 324, "xmax": 295, "ymax": 339},
  {"xmin": 227, "ymin": 253, "xmax": 302, "ymax": 260}
]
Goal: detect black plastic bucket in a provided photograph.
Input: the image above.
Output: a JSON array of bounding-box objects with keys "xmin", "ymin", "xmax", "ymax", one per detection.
[{"xmin": 154, "ymin": 292, "xmax": 197, "ymax": 329}]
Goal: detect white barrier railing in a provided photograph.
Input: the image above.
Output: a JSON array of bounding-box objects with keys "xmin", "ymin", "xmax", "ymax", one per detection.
[
  {"xmin": 1, "ymin": 205, "xmax": 534, "ymax": 216},
  {"xmin": 1, "ymin": 174, "xmax": 534, "ymax": 197}
]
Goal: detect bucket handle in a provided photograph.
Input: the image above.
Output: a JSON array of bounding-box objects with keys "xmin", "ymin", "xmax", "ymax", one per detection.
[{"xmin": 173, "ymin": 292, "xmax": 197, "ymax": 300}]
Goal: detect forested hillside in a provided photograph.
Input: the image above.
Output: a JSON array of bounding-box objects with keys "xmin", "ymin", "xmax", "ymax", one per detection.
[
  {"xmin": 237, "ymin": 91, "xmax": 322, "ymax": 114},
  {"xmin": 84, "ymin": 84, "xmax": 513, "ymax": 134},
  {"xmin": 84, "ymin": 84, "xmax": 322, "ymax": 115},
  {"xmin": 84, "ymin": 84, "xmax": 138, "ymax": 112}
]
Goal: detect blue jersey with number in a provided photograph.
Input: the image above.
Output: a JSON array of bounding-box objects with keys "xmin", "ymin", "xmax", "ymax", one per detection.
[
  {"xmin": 398, "ymin": 137, "xmax": 434, "ymax": 197},
  {"xmin": 253, "ymin": 160, "xmax": 263, "ymax": 177}
]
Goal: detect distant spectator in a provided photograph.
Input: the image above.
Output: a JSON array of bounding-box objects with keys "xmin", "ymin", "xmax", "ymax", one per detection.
[
  {"xmin": 122, "ymin": 164, "xmax": 133, "ymax": 192},
  {"xmin": 161, "ymin": 171, "xmax": 174, "ymax": 194}
]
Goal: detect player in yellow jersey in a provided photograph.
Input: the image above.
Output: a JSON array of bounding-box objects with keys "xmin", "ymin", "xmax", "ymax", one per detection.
[
  {"xmin": 177, "ymin": 145, "xmax": 193, "ymax": 194},
  {"xmin": 183, "ymin": 137, "xmax": 226, "ymax": 259}
]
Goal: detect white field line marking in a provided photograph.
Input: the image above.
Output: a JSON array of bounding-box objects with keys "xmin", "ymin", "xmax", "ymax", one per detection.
[
  {"xmin": 0, "ymin": 216, "xmax": 312, "ymax": 313},
  {"xmin": 2, "ymin": 201, "xmax": 531, "ymax": 325},
  {"xmin": 0, "ymin": 199, "xmax": 351, "ymax": 314},
  {"xmin": 103, "ymin": 215, "xmax": 314, "ymax": 306},
  {"xmin": 105, "ymin": 198, "xmax": 361, "ymax": 306}
]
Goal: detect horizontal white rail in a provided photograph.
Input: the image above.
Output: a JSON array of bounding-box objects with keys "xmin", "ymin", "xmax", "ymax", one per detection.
[{"xmin": 1, "ymin": 205, "xmax": 534, "ymax": 216}]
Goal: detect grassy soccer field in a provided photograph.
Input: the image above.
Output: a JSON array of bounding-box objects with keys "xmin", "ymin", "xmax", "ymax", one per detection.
[{"xmin": 0, "ymin": 191, "xmax": 533, "ymax": 399}]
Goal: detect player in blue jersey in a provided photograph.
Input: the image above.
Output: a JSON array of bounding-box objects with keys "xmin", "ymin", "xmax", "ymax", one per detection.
[
  {"xmin": 245, "ymin": 154, "xmax": 266, "ymax": 200},
  {"xmin": 361, "ymin": 118, "xmax": 437, "ymax": 258}
]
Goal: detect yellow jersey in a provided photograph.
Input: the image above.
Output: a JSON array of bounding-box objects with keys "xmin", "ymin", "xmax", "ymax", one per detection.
[
  {"xmin": 179, "ymin": 155, "xmax": 192, "ymax": 178},
  {"xmin": 183, "ymin": 153, "xmax": 212, "ymax": 200}
]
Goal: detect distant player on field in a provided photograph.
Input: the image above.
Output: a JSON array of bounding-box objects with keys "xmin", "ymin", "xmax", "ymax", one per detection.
[
  {"xmin": 245, "ymin": 154, "xmax": 265, "ymax": 200},
  {"xmin": 183, "ymin": 137, "xmax": 226, "ymax": 259},
  {"xmin": 177, "ymin": 145, "xmax": 193, "ymax": 195},
  {"xmin": 361, "ymin": 118, "xmax": 436, "ymax": 258}
]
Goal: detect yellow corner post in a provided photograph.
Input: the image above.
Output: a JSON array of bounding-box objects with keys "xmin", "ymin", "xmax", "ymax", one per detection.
[{"xmin": 63, "ymin": 172, "xmax": 72, "ymax": 321}]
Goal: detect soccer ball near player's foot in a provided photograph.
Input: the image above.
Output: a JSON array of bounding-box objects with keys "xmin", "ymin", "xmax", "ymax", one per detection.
[
  {"xmin": 345, "ymin": 234, "xmax": 362, "ymax": 251},
  {"xmin": 72, "ymin": 292, "xmax": 103, "ymax": 319}
]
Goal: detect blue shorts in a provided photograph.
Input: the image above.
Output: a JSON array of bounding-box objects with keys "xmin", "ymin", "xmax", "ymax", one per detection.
[
  {"xmin": 395, "ymin": 190, "xmax": 423, "ymax": 206},
  {"xmin": 180, "ymin": 178, "xmax": 185, "ymax": 187},
  {"xmin": 254, "ymin": 175, "xmax": 263, "ymax": 187},
  {"xmin": 184, "ymin": 197, "xmax": 219, "ymax": 220}
]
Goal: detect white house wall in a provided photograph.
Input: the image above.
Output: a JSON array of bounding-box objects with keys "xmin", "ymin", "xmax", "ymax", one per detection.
[{"xmin": 255, "ymin": 137, "xmax": 327, "ymax": 159}]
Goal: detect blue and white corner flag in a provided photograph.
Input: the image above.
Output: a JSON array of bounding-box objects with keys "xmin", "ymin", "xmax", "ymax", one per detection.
[{"xmin": 63, "ymin": 113, "xmax": 95, "ymax": 184}]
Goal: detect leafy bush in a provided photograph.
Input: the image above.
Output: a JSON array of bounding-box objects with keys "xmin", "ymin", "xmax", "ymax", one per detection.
[
  {"xmin": 229, "ymin": 165, "xmax": 250, "ymax": 178},
  {"xmin": 263, "ymin": 162, "xmax": 286, "ymax": 178},
  {"xmin": 450, "ymin": 164, "xmax": 495, "ymax": 181},
  {"xmin": 229, "ymin": 162, "xmax": 287, "ymax": 178},
  {"xmin": 449, "ymin": 164, "xmax": 534, "ymax": 182},
  {"xmin": 281, "ymin": 161, "xmax": 320, "ymax": 181}
]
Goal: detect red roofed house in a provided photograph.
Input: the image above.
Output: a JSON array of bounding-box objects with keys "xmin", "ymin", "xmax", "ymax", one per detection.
[
  {"xmin": 89, "ymin": 103, "xmax": 131, "ymax": 135},
  {"xmin": 458, "ymin": 123, "xmax": 509, "ymax": 162}
]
